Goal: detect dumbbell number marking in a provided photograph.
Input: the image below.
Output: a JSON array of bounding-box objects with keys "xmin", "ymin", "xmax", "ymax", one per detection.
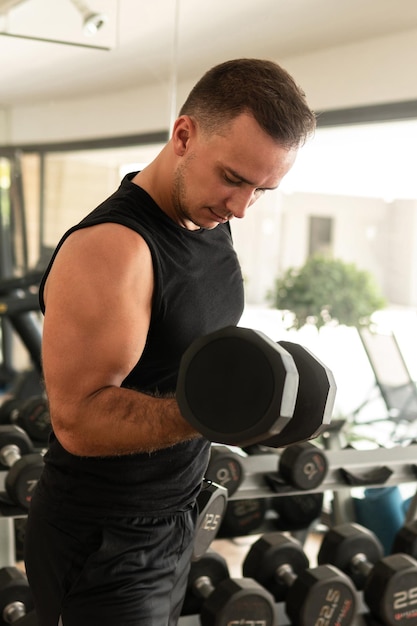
[
  {"xmin": 303, "ymin": 454, "xmax": 325, "ymax": 484},
  {"xmin": 202, "ymin": 513, "xmax": 222, "ymax": 532},
  {"xmin": 214, "ymin": 463, "xmax": 239, "ymax": 488},
  {"xmin": 314, "ymin": 587, "xmax": 354, "ymax": 626},
  {"xmin": 27, "ymin": 479, "xmax": 38, "ymax": 493},
  {"xmin": 393, "ymin": 586, "xmax": 417, "ymax": 611}
]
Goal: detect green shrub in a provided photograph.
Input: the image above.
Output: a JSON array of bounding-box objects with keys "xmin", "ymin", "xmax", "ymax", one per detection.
[{"xmin": 268, "ymin": 255, "xmax": 386, "ymax": 329}]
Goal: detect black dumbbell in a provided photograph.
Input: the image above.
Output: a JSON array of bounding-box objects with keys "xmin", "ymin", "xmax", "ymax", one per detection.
[
  {"xmin": 266, "ymin": 441, "xmax": 329, "ymax": 491},
  {"xmin": 243, "ymin": 532, "xmax": 357, "ymax": 626},
  {"xmin": 392, "ymin": 519, "xmax": 417, "ymax": 557},
  {"xmin": 0, "ymin": 566, "xmax": 35, "ymax": 625},
  {"xmin": 0, "ymin": 396, "xmax": 51, "ymax": 445},
  {"xmin": 205, "ymin": 446, "xmax": 245, "ymax": 496},
  {"xmin": 0, "ymin": 425, "xmax": 43, "ymax": 510},
  {"xmin": 271, "ymin": 492, "xmax": 324, "ymax": 531},
  {"xmin": 176, "ymin": 326, "xmax": 336, "ymax": 448},
  {"xmin": 318, "ymin": 522, "xmax": 417, "ymax": 626},
  {"xmin": 181, "ymin": 549, "xmax": 277, "ymax": 625},
  {"xmin": 192, "ymin": 479, "xmax": 228, "ymax": 561},
  {"xmin": 217, "ymin": 498, "xmax": 269, "ymax": 538}
]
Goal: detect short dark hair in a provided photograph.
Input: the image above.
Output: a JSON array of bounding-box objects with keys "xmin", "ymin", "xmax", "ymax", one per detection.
[{"xmin": 179, "ymin": 58, "xmax": 316, "ymax": 148}]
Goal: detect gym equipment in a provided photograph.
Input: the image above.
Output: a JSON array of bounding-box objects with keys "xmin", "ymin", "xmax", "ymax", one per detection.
[
  {"xmin": 217, "ymin": 498, "xmax": 268, "ymax": 537},
  {"xmin": 181, "ymin": 550, "xmax": 277, "ymax": 625},
  {"xmin": 0, "ymin": 272, "xmax": 43, "ymax": 297},
  {"xmin": 243, "ymin": 532, "xmax": 357, "ymax": 626},
  {"xmin": 271, "ymin": 492, "xmax": 324, "ymax": 531},
  {"xmin": 267, "ymin": 441, "xmax": 329, "ymax": 491},
  {"xmin": 176, "ymin": 326, "xmax": 335, "ymax": 448},
  {"xmin": 356, "ymin": 328, "xmax": 417, "ymax": 433},
  {"xmin": 205, "ymin": 446, "xmax": 244, "ymax": 496},
  {"xmin": 318, "ymin": 522, "xmax": 417, "ymax": 626},
  {"xmin": 392, "ymin": 519, "xmax": 417, "ymax": 557},
  {"xmin": 0, "ymin": 566, "xmax": 34, "ymax": 626},
  {"xmin": 0, "ymin": 396, "xmax": 51, "ymax": 445},
  {"xmin": 263, "ymin": 339, "xmax": 336, "ymax": 448},
  {"xmin": 13, "ymin": 518, "xmax": 26, "ymax": 563},
  {"xmin": 193, "ymin": 479, "xmax": 228, "ymax": 561},
  {"xmin": 0, "ymin": 425, "xmax": 43, "ymax": 510}
]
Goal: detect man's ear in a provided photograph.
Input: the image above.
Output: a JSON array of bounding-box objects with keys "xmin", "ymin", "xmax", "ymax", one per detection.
[{"xmin": 172, "ymin": 115, "xmax": 195, "ymax": 156}]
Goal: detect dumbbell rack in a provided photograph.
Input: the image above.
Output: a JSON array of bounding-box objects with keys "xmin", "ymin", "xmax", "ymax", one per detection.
[
  {"xmin": 179, "ymin": 442, "xmax": 417, "ymax": 625},
  {"xmin": 0, "ymin": 445, "xmax": 416, "ymax": 625},
  {"xmin": 227, "ymin": 443, "xmax": 417, "ymax": 523}
]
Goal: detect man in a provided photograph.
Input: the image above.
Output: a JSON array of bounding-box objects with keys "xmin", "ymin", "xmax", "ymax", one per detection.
[{"xmin": 24, "ymin": 58, "xmax": 315, "ymax": 625}]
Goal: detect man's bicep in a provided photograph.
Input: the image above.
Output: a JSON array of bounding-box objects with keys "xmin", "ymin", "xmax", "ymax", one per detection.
[{"xmin": 42, "ymin": 225, "xmax": 154, "ymax": 406}]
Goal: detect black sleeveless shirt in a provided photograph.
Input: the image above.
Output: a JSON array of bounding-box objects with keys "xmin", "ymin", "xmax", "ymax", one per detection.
[{"xmin": 37, "ymin": 173, "xmax": 244, "ymax": 517}]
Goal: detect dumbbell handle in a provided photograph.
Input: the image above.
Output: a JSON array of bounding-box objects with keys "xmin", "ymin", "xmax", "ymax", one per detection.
[
  {"xmin": 0, "ymin": 444, "xmax": 22, "ymax": 468},
  {"xmin": 193, "ymin": 575, "xmax": 215, "ymax": 600},
  {"xmin": 3, "ymin": 600, "xmax": 26, "ymax": 623},
  {"xmin": 350, "ymin": 552, "xmax": 373, "ymax": 578},
  {"xmin": 275, "ymin": 563, "xmax": 296, "ymax": 587}
]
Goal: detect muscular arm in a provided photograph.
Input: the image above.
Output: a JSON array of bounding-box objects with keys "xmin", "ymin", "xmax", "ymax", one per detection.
[{"xmin": 42, "ymin": 222, "xmax": 200, "ymax": 457}]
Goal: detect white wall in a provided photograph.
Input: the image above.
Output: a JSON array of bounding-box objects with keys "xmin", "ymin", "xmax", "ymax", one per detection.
[
  {"xmin": 5, "ymin": 28, "xmax": 417, "ymax": 144},
  {"xmin": 245, "ymin": 191, "xmax": 417, "ymax": 308}
]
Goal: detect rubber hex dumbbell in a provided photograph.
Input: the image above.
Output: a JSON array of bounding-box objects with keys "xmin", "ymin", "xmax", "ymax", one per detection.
[
  {"xmin": 181, "ymin": 550, "xmax": 277, "ymax": 626},
  {"xmin": 0, "ymin": 425, "xmax": 43, "ymax": 510},
  {"xmin": 217, "ymin": 498, "xmax": 269, "ymax": 538},
  {"xmin": 392, "ymin": 520, "xmax": 417, "ymax": 557},
  {"xmin": 318, "ymin": 522, "xmax": 417, "ymax": 626},
  {"xmin": 0, "ymin": 395, "xmax": 51, "ymax": 445},
  {"xmin": 0, "ymin": 566, "xmax": 35, "ymax": 626},
  {"xmin": 267, "ymin": 441, "xmax": 329, "ymax": 491},
  {"xmin": 205, "ymin": 446, "xmax": 245, "ymax": 496},
  {"xmin": 243, "ymin": 532, "xmax": 357, "ymax": 626},
  {"xmin": 176, "ymin": 326, "xmax": 335, "ymax": 448},
  {"xmin": 271, "ymin": 492, "xmax": 324, "ymax": 532},
  {"xmin": 264, "ymin": 339, "xmax": 337, "ymax": 448},
  {"xmin": 192, "ymin": 479, "xmax": 228, "ymax": 561}
]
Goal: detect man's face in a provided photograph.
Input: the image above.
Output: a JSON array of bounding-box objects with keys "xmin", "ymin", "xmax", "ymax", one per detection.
[{"xmin": 171, "ymin": 112, "xmax": 297, "ymax": 230}]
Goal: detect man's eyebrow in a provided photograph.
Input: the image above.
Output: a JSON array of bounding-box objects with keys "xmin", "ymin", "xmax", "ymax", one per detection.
[{"xmin": 225, "ymin": 167, "xmax": 278, "ymax": 190}]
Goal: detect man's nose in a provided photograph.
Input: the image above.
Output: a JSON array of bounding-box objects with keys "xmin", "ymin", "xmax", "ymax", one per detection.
[{"xmin": 225, "ymin": 188, "xmax": 257, "ymax": 219}]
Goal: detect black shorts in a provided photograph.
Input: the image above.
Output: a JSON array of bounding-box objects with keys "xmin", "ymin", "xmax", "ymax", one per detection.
[{"xmin": 24, "ymin": 493, "xmax": 197, "ymax": 626}]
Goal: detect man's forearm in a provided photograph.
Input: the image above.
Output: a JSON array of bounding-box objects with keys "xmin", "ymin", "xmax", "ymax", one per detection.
[{"xmin": 50, "ymin": 385, "xmax": 201, "ymax": 457}]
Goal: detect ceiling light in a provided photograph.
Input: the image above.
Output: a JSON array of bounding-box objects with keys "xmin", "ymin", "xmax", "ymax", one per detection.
[{"xmin": 69, "ymin": 0, "xmax": 108, "ymax": 36}]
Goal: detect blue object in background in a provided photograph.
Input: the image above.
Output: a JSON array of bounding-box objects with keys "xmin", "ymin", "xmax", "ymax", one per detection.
[{"xmin": 353, "ymin": 486, "xmax": 405, "ymax": 554}]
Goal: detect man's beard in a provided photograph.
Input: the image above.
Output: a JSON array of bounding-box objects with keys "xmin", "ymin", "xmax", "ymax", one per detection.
[{"xmin": 172, "ymin": 155, "xmax": 211, "ymax": 230}]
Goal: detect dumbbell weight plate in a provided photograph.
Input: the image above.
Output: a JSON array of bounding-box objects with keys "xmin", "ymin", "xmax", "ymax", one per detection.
[
  {"xmin": 243, "ymin": 532, "xmax": 309, "ymax": 602},
  {"xmin": 176, "ymin": 326, "xmax": 299, "ymax": 447},
  {"xmin": 272, "ymin": 492, "xmax": 324, "ymax": 531},
  {"xmin": 193, "ymin": 480, "xmax": 228, "ymax": 561},
  {"xmin": 205, "ymin": 446, "xmax": 244, "ymax": 496},
  {"xmin": 317, "ymin": 523, "xmax": 384, "ymax": 590},
  {"xmin": 286, "ymin": 564, "xmax": 357, "ymax": 626},
  {"xmin": 260, "ymin": 341, "xmax": 336, "ymax": 447},
  {"xmin": 0, "ymin": 425, "xmax": 34, "ymax": 469},
  {"xmin": 218, "ymin": 498, "xmax": 268, "ymax": 537},
  {"xmin": 14, "ymin": 518, "xmax": 27, "ymax": 562},
  {"xmin": 13, "ymin": 396, "xmax": 51, "ymax": 444},
  {"xmin": 202, "ymin": 577, "xmax": 277, "ymax": 626},
  {"xmin": 0, "ymin": 566, "xmax": 34, "ymax": 626},
  {"xmin": 182, "ymin": 550, "xmax": 230, "ymax": 616},
  {"xmin": 5, "ymin": 454, "xmax": 43, "ymax": 510},
  {"xmin": 364, "ymin": 553, "xmax": 417, "ymax": 626},
  {"xmin": 279, "ymin": 441, "xmax": 328, "ymax": 490},
  {"xmin": 0, "ymin": 398, "xmax": 20, "ymax": 425}
]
